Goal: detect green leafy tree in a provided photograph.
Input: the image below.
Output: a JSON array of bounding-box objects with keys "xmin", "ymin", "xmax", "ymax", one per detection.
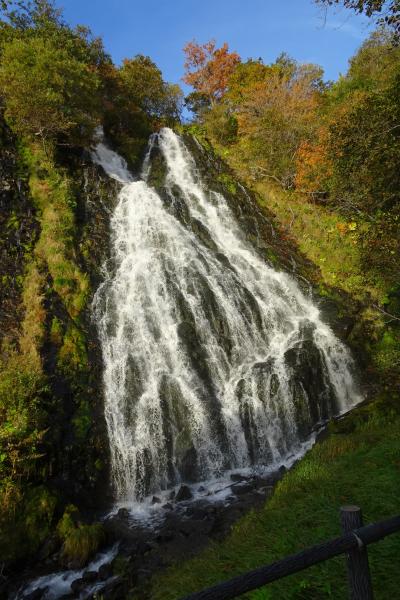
[
  {"xmin": 102, "ymin": 57, "xmax": 182, "ymax": 166},
  {"xmin": 203, "ymin": 102, "xmax": 238, "ymax": 145},
  {"xmin": 225, "ymin": 59, "xmax": 272, "ymax": 106},
  {"xmin": 184, "ymin": 91, "xmax": 212, "ymax": 118},
  {"xmin": 120, "ymin": 55, "xmax": 166, "ymax": 116},
  {"xmin": 119, "ymin": 55, "xmax": 182, "ymax": 120},
  {"xmin": 0, "ymin": 0, "xmax": 109, "ymax": 146},
  {"xmin": 0, "ymin": 35, "xmax": 101, "ymax": 144},
  {"xmin": 322, "ymin": 30, "xmax": 400, "ymax": 213},
  {"xmin": 328, "ymin": 77, "xmax": 400, "ymax": 213}
]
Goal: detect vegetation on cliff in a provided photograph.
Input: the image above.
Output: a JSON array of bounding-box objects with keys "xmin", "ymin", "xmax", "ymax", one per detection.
[{"xmin": 0, "ymin": 0, "xmax": 182, "ymax": 569}]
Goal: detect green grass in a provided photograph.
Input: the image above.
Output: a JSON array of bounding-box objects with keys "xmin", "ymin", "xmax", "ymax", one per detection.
[
  {"xmin": 57, "ymin": 504, "xmax": 105, "ymax": 568},
  {"xmin": 254, "ymin": 183, "xmax": 385, "ymax": 303},
  {"xmin": 148, "ymin": 403, "xmax": 400, "ymax": 599},
  {"xmin": 23, "ymin": 142, "xmax": 90, "ymax": 320}
]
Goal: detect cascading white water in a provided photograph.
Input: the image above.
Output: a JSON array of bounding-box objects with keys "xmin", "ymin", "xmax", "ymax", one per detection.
[{"xmin": 92, "ymin": 128, "xmax": 362, "ymax": 503}]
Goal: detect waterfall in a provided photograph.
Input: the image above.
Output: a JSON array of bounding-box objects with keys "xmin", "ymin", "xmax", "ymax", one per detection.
[{"xmin": 92, "ymin": 128, "xmax": 361, "ymax": 504}]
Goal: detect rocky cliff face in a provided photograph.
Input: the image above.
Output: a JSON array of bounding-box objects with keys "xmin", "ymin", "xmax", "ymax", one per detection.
[{"xmin": 0, "ymin": 119, "xmax": 122, "ymax": 569}]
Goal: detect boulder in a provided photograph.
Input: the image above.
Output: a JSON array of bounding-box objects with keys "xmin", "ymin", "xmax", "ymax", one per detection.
[
  {"xmin": 98, "ymin": 562, "xmax": 113, "ymax": 580},
  {"xmin": 96, "ymin": 575, "xmax": 123, "ymax": 597},
  {"xmin": 175, "ymin": 485, "xmax": 193, "ymax": 502},
  {"xmin": 231, "ymin": 482, "xmax": 254, "ymax": 496},
  {"xmin": 230, "ymin": 473, "xmax": 251, "ymax": 483},
  {"xmin": 117, "ymin": 507, "xmax": 130, "ymax": 520},
  {"xmin": 71, "ymin": 578, "xmax": 88, "ymax": 594}
]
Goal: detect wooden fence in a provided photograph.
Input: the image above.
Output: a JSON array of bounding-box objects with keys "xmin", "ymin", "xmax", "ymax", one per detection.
[{"xmin": 180, "ymin": 506, "xmax": 400, "ymax": 600}]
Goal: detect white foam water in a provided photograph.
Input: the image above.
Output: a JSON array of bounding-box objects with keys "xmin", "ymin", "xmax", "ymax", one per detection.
[
  {"xmin": 16, "ymin": 545, "xmax": 119, "ymax": 600},
  {"xmin": 92, "ymin": 128, "xmax": 362, "ymax": 504}
]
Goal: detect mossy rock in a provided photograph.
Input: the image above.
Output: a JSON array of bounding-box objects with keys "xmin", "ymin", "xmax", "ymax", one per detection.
[{"xmin": 217, "ymin": 173, "xmax": 237, "ymax": 195}]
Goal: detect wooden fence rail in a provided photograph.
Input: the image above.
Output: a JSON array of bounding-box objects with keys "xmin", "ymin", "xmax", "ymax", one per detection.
[{"xmin": 180, "ymin": 506, "xmax": 400, "ymax": 600}]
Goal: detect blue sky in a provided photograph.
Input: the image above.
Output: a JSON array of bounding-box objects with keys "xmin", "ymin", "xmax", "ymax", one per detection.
[{"xmin": 61, "ymin": 0, "xmax": 373, "ymax": 87}]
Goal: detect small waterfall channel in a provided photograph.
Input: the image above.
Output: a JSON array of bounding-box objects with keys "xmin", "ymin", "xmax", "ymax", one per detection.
[{"xmin": 92, "ymin": 127, "xmax": 362, "ymax": 506}]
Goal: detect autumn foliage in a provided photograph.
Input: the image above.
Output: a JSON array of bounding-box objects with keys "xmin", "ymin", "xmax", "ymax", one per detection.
[
  {"xmin": 183, "ymin": 40, "xmax": 240, "ymax": 103},
  {"xmin": 295, "ymin": 128, "xmax": 332, "ymax": 193},
  {"xmin": 183, "ymin": 30, "xmax": 400, "ymax": 289}
]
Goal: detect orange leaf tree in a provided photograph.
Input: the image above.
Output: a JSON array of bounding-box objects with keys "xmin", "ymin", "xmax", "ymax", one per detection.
[
  {"xmin": 183, "ymin": 39, "xmax": 240, "ymax": 105},
  {"xmin": 234, "ymin": 60, "xmax": 324, "ymax": 188}
]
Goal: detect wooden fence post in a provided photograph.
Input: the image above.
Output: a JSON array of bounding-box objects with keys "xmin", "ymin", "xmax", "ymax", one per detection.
[{"xmin": 340, "ymin": 505, "xmax": 374, "ymax": 600}]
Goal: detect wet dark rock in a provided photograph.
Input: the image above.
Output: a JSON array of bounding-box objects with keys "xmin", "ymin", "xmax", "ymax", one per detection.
[
  {"xmin": 257, "ymin": 468, "xmax": 286, "ymax": 487},
  {"xmin": 257, "ymin": 485, "xmax": 274, "ymax": 496},
  {"xmin": 175, "ymin": 484, "xmax": 193, "ymax": 502},
  {"xmin": 230, "ymin": 473, "xmax": 252, "ymax": 483},
  {"xmin": 82, "ymin": 570, "xmax": 98, "ymax": 583},
  {"xmin": 187, "ymin": 507, "xmax": 208, "ymax": 520},
  {"xmin": 284, "ymin": 337, "xmax": 338, "ymax": 437},
  {"xmin": 71, "ymin": 571, "xmax": 99, "ymax": 594},
  {"xmin": 25, "ymin": 588, "xmax": 49, "ymax": 600},
  {"xmin": 98, "ymin": 562, "xmax": 113, "ymax": 580},
  {"xmin": 117, "ymin": 507, "xmax": 130, "ymax": 520},
  {"xmin": 197, "ymin": 485, "xmax": 206, "ymax": 492},
  {"xmin": 179, "ymin": 518, "xmax": 214, "ymax": 538},
  {"xmin": 38, "ymin": 535, "xmax": 60, "ymax": 560},
  {"xmin": 156, "ymin": 529, "xmax": 176, "ymax": 543},
  {"xmin": 185, "ymin": 502, "xmax": 209, "ymax": 520},
  {"xmin": 136, "ymin": 540, "xmax": 153, "ymax": 554},
  {"xmin": 253, "ymin": 361, "xmax": 270, "ymax": 372},
  {"xmin": 152, "ymin": 496, "xmax": 161, "ymax": 504},
  {"xmin": 215, "ymin": 252, "xmax": 233, "ymax": 269},
  {"xmin": 71, "ymin": 578, "xmax": 88, "ymax": 594},
  {"xmin": 180, "ymin": 446, "xmax": 199, "ymax": 482},
  {"xmin": 190, "ymin": 218, "xmax": 219, "ymax": 252},
  {"xmin": 162, "ymin": 502, "xmax": 173, "ymax": 511},
  {"xmin": 96, "ymin": 575, "xmax": 123, "ymax": 597},
  {"xmin": 231, "ymin": 482, "xmax": 255, "ymax": 496},
  {"xmin": 103, "ymin": 517, "xmax": 137, "ymax": 544}
]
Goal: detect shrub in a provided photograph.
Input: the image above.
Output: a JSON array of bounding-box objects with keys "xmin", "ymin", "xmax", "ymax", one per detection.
[{"xmin": 57, "ymin": 505, "xmax": 105, "ymax": 568}]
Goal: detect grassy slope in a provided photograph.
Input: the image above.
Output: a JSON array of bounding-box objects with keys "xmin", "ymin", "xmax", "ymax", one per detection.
[
  {"xmin": 147, "ymin": 165, "xmax": 400, "ymax": 599},
  {"xmin": 149, "ymin": 405, "xmax": 400, "ymax": 600},
  {"xmin": 256, "ymin": 186, "xmax": 366, "ymax": 298}
]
